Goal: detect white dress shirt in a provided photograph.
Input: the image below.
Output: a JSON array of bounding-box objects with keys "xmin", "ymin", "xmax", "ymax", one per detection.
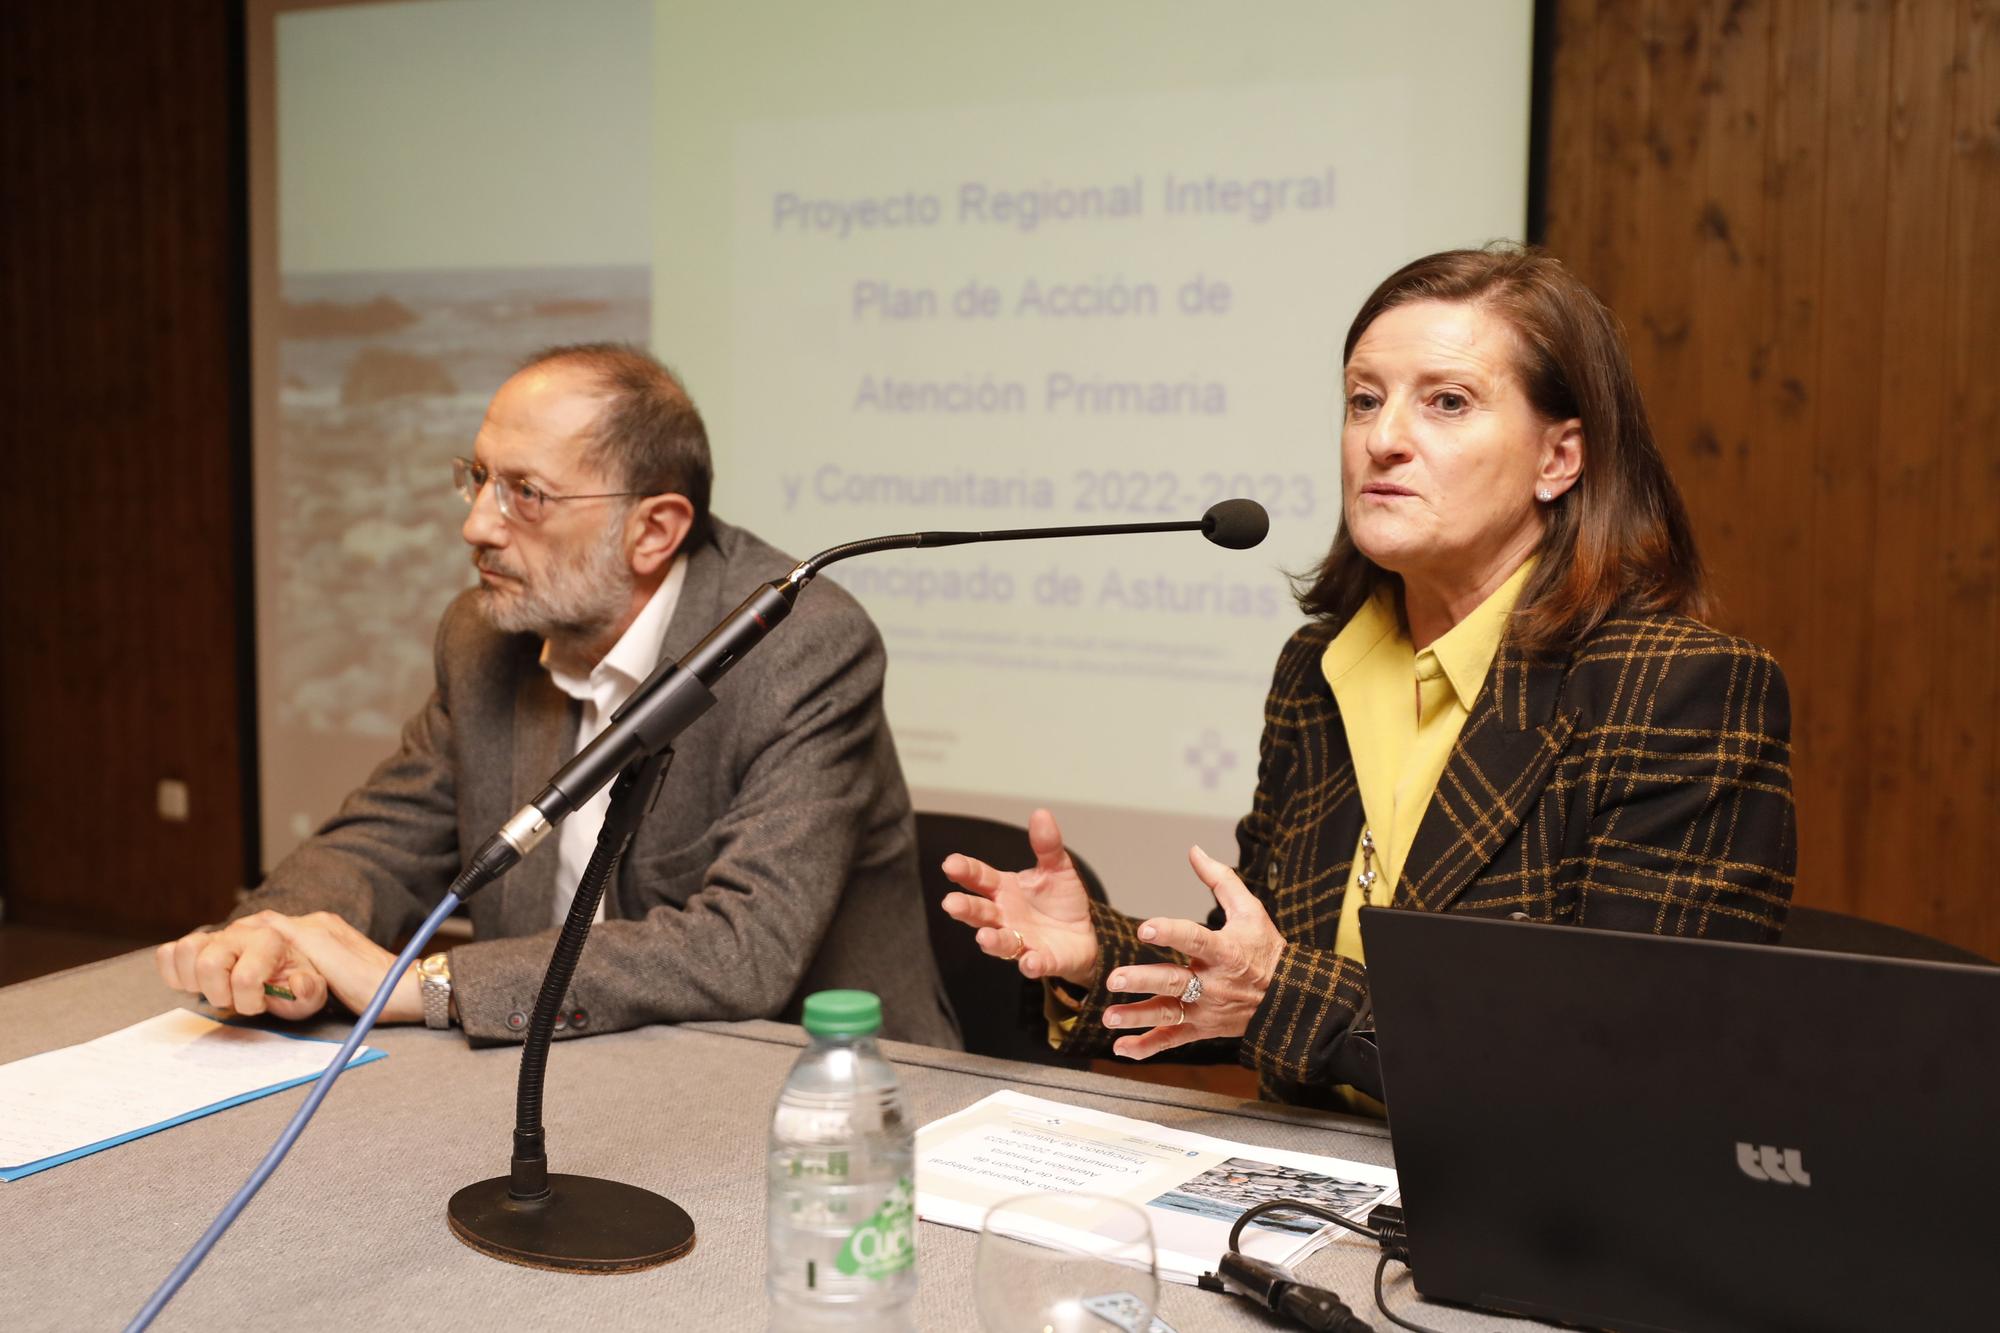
[{"xmin": 539, "ymin": 556, "xmax": 689, "ymax": 925}]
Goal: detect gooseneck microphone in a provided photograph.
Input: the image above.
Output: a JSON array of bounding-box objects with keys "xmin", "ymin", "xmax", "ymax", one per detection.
[
  {"xmin": 454, "ymin": 498, "xmax": 1270, "ymax": 899},
  {"xmin": 791, "ymin": 494, "xmax": 1272, "ymax": 575},
  {"xmin": 445, "ymin": 498, "xmax": 1271, "ymax": 1275}
]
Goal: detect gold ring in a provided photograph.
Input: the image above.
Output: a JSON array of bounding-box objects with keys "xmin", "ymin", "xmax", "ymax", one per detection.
[
  {"xmin": 1002, "ymin": 929, "xmax": 1026, "ymax": 961},
  {"xmin": 1170, "ymin": 1002, "xmax": 1186, "ymax": 1026}
]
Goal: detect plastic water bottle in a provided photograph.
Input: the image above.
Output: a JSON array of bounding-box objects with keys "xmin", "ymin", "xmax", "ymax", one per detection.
[{"xmin": 767, "ymin": 990, "xmax": 917, "ymax": 1330}]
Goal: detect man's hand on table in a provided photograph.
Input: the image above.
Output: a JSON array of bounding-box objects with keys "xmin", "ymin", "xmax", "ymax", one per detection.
[{"xmin": 155, "ymin": 910, "xmax": 423, "ymax": 1023}]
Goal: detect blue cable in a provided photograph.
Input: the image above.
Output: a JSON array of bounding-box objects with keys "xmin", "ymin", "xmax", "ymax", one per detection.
[{"xmin": 125, "ymin": 891, "xmax": 465, "ymax": 1332}]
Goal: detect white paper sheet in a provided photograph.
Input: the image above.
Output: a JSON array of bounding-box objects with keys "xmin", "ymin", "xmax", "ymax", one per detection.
[{"xmin": 0, "ymin": 1009, "xmax": 383, "ymax": 1180}]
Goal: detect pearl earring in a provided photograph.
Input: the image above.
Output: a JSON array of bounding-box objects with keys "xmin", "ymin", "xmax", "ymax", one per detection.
[{"xmin": 1537, "ymin": 487, "xmax": 1555, "ymax": 503}]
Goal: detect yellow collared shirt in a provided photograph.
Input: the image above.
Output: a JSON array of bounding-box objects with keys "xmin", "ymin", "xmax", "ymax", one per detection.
[{"xmin": 1324, "ymin": 559, "xmax": 1536, "ymax": 963}]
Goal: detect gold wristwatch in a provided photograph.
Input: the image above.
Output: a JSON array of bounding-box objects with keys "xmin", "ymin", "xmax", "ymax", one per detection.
[{"xmin": 417, "ymin": 952, "xmax": 453, "ymax": 1029}]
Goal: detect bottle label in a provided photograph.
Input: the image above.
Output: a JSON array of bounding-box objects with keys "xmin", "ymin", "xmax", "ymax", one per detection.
[
  {"xmin": 785, "ymin": 1149, "xmax": 849, "ymax": 1181},
  {"xmin": 834, "ymin": 1175, "xmax": 915, "ymax": 1281}
]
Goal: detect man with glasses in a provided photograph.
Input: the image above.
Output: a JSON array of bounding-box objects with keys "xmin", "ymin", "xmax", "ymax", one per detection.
[{"xmin": 156, "ymin": 344, "xmax": 955, "ymax": 1048}]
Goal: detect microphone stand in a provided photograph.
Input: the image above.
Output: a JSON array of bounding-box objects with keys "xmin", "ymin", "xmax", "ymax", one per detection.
[{"xmin": 446, "ymin": 748, "xmax": 697, "ymax": 1272}]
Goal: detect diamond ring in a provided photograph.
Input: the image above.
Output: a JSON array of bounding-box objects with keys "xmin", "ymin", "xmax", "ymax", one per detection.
[{"xmin": 1179, "ymin": 974, "xmax": 1204, "ymax": 1005}]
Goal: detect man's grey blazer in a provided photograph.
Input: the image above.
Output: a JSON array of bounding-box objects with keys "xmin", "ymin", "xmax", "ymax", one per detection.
[{"xmin": 241, "ymin": 517, "xmax": 957, "ymax": 1048}]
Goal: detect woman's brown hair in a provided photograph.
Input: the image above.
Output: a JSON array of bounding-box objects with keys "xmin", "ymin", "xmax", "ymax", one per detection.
[{"xmin": 1297, "ymin": 244, "xmax": 1710, "ymax": 654}]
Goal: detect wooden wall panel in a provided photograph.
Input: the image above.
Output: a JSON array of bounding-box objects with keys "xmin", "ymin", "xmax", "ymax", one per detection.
[
  {"xmin": 1753, "ymin": 0, "xmax": 1829, "ymax": 683},
  {"xmin": 1697, "ymin": 0, "xmax": 1777, "ymax": 644},
  {"xmin": 1934, "ymin": 0, "xmax": 2000, "ymax": 955},
  {"xmin": 0, "ymin": 5, "xmax": 245, "ymax": 937},
  {"xmin": 1589, "ymin": 1, "xmax": 1653, "ymax": 314},
  {"xmin": 1546, "ymin": 0, "xmax": 1601, "ymax": 258},
  {"xmin": 1869, "ymin": 1, "xmax": 1959, "ymax": 915},
  {"xmin": 1638, "ymin": 1, "xmax": 1715, "ymax": 533},
  {"xmin": 1809, "ymin": 1, "xmax": 1895, "ymax": 906},
  {"xmin": 1547, "ymin": 0, "xmax": 2000, "ymax": 960}
]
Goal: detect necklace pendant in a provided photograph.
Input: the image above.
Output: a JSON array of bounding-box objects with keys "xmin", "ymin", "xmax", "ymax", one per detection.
[{"xmin": 1356, "ymin": 825, "xmax": 1379, "ymax": 896}]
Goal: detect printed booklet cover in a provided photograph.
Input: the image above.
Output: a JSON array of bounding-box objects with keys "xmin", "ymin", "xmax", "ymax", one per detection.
[{"xmin": 915, "ymin": 1089, "xmax": 1398, "ymax": 1284}]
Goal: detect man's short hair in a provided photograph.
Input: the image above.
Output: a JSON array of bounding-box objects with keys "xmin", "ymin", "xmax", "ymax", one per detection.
[{"xmin": 519, "ymin": 342, "xmax": 714, "ymax": 546}]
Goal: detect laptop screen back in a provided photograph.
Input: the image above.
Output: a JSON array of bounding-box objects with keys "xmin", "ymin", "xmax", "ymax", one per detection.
[{"xmin": 1360, "ymin": 909, "xmax": 1995, "ymax": 1333}]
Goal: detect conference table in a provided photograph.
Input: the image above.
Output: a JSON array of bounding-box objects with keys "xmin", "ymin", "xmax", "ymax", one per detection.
[{"xmin": 0, "ymin": 953, "xmax": 1555, "ymax": 1332}]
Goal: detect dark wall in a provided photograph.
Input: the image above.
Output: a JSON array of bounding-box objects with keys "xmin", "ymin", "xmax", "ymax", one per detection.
[
  {"xmin": 1544, "ymin": 0, "xmax": 2000, "ymax": 961},
  {"xmin": 0, "ymin": 6, "xmax": 247, "ymax": 935}
]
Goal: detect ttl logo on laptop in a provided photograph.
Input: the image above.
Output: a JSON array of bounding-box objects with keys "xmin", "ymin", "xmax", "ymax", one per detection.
[{"xmin": 1735, "ymin": 1142, "xmax": 1812, "ymax": 1187}]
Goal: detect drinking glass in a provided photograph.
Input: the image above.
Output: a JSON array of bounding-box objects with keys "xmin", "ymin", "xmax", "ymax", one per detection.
[{"xmin": 973, "ymin": 1192, "xmax": 1159, "ymax": 1332}]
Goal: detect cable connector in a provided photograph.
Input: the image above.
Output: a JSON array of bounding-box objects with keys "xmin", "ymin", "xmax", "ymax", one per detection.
[
  {"xmin": 1366, "ymin": 1203, "xmax": 1410, "ymax": 1264},
  {"xmin": 1216, "ymin": 1252, "xmax": 1374, "ymax": 1332}
]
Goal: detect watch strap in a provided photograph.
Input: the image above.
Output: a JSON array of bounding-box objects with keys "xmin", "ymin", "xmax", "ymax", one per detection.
[{"xmin": 418, "ymin": 952, "xmax": 453, "ymax": 1029}]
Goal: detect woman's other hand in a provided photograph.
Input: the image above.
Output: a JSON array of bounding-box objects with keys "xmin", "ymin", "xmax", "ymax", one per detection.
[
  {"xmin": 1099, "ymin": 844, "xmax": 1285, "ymax": 1059},
  {"xmin": 939, "ymin": 808, "xmax": 1101, "ymax": 986}
]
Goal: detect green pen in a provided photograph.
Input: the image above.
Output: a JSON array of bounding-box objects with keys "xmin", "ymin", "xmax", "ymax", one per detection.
[{"xmin": 263, "ymin": 982, "xmax": 296, "ymax": 1001}]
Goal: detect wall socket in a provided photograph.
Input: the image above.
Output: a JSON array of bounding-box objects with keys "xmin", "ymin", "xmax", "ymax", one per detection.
[{"xmin": 157, "ymin": 779, "xmax": 191, "ymax": 823}]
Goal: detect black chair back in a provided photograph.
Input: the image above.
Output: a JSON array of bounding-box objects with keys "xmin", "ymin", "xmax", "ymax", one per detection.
[{"xmin": 1779, "ymin": 905, "xmax": 1992, "ymax": 966}]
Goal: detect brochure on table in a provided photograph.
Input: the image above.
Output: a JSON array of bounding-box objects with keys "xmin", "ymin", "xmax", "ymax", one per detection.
[{"xmin": 916, "ymin": 1089, "xmax": 1398, "ymax": 1285}]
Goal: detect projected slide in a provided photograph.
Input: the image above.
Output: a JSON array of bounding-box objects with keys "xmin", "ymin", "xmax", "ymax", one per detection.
[
  {"xmin": 720, "ymin": 92, "xmax": 1399, "ymax": 815},
  {"xmin": 655, "ymin": 4, "xmax": 1531, "ymax": 901},
  {"xmin": 255, "ymin": 0, "xmax": 1531, "ymax": 907}
]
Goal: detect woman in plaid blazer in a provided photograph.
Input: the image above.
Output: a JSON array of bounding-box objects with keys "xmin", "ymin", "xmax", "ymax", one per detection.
[{"xmin": 941, "ymin": 247, "xmax": 1795, "ymax": 1106}]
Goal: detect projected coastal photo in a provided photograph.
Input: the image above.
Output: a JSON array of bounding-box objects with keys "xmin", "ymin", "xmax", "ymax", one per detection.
[
  {"xmin": 271, "ymin": 265, "xmax": 649, "ymax": 740},
  {"xmin": 256, "ymin": 0, "xmax": 658, "ymax": 859},
  {"xmin": 1147, "ymin": 1156, "xmax": 1383, "ymax": 1237}
]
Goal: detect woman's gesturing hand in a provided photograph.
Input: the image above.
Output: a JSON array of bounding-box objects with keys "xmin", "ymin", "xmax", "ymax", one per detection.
[
  {"xmin": 939, "ymin": 808, "xmax": 1101, "ymax": 987},
  {"xmin": 1100, "ymin": 844, "xmax": 1285, "ymax": 1060}
]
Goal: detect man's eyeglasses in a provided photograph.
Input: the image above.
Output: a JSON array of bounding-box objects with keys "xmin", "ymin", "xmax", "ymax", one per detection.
[{"xmin": 451, "ymin": 457, "xmax": 643, "ymax": 525}]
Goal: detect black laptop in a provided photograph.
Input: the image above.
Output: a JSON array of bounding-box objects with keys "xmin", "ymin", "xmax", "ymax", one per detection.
[{"xmin": 1359, "ymin": 907, "xmax": 1997, "ymax": 1333}]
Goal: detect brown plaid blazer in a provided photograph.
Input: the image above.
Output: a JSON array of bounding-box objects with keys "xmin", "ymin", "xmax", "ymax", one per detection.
[{"xmin": 1056, "ymin": 610, "xmax": 1796, "ymax": 1106}]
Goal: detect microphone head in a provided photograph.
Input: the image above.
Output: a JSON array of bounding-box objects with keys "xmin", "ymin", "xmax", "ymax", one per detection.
[{"xmin": 1202, "ymin": 499, "xmax": 1269, "ymax": 550}]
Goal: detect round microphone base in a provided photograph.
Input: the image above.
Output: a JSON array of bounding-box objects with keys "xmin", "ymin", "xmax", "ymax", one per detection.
[{"xmin": 448, "ymin": 1173, "xmax": 695, "ymax": 1274}]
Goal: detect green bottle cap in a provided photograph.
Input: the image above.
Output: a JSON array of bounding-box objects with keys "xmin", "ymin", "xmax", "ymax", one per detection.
[{"xmin": 802, "ymin": 989, "xmax": 883, "ymax": 1037}]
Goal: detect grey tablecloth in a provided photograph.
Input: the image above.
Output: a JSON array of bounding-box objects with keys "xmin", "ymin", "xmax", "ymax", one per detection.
[{"xmin": 0, "ymin": 952, "xmax": 1540, "ymax": 1332}]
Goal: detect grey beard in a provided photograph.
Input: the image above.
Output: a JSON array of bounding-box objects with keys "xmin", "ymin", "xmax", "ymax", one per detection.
[{"xmin": 475, "ymin": 521, "xmax": 633, "ymax": 643}]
